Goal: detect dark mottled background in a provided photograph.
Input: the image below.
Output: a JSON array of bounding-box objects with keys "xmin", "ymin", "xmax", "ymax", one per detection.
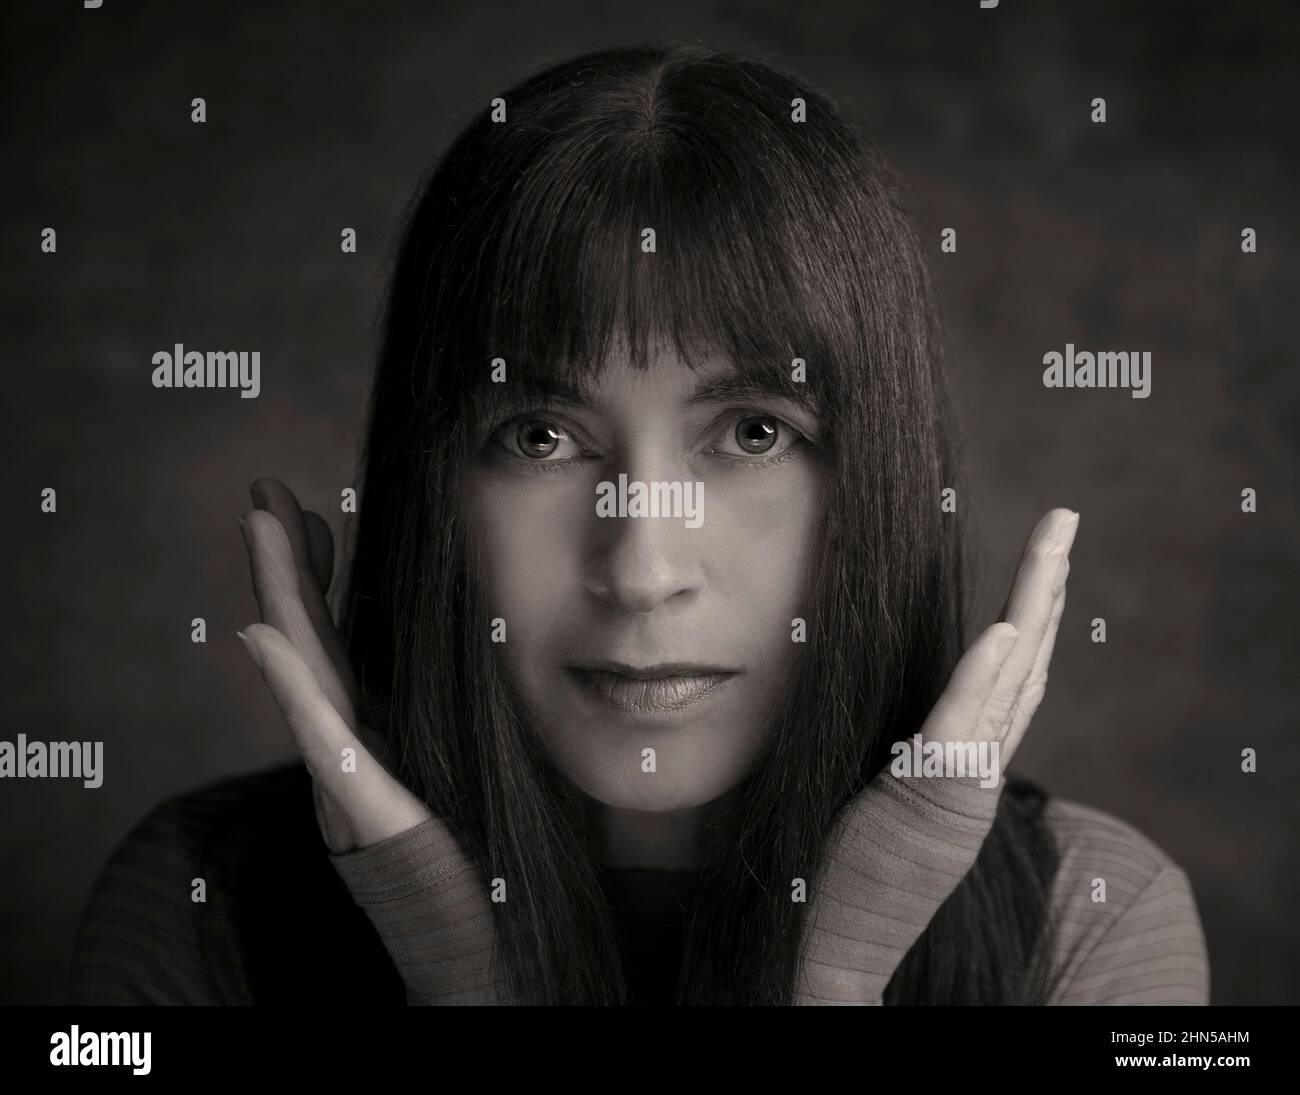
[{"xmin": 2, "ymin": 0, "xmax": 1297, "ymax": 1005}]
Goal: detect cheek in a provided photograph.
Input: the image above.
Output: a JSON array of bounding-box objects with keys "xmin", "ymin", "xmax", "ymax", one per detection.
[
  {"xmin": 707, "ymin": 461, "xmax": 824, "ymax": 650},
  {"xmin": 465, "ymin": 470, "xmax": 588, "ymax": 675}
]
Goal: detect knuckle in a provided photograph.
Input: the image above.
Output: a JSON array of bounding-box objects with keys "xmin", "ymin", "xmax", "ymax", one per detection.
[
  {"xmin": 1031, "ymin": 540, "xmax": 1060, "ymax": 566},
  {"xmin": 983, "ymin": 692, "xmax": 1016, "ymax": 725}
]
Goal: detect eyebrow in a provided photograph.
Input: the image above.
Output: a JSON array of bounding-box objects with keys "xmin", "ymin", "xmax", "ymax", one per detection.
[
  {"xmin": 683, "ymin": 373, "xmax": 818, "ymax": 414},
  {"xmin": 480, "ymin": 370, "xmax": 819, "ymax": 418}
]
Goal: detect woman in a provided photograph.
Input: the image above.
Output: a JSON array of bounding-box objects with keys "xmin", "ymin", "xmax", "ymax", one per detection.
[{"xmin": 70, "ymin": 44, "xmax": 1209, "ymax": 1005}]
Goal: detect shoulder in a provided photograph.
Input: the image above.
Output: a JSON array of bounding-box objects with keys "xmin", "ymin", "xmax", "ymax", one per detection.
[
  {"xmin": 79, "ymin": 763, "xmax": 317, "ymax": 906},
  {"xmin": 71, "ymin": 764, "xmax": 400, "ymax": 1005},
  {"xmin": 69, "ymin": 765, "xmax": 312, "ymax": 1004},
  {"xmin": 1039, "ymin": 797, "xmax": 1210, "ymax": 1005},
  {"xmin": 117, "ymin": 763, "xmax": 314, "ymax": 861}
]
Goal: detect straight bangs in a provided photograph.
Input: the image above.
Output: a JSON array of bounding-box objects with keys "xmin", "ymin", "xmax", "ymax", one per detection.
[{"xmin": 428, "ymin": 48, "xmax": 903, "ymax": 451}]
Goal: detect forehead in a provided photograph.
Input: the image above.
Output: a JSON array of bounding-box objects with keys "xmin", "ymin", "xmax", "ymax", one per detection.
[
  {"xmin": 471, "ymin": 342, "xmax": 819, "ymax": 421},
  {"xmin": 572, "ymin": 348, "xmax": 740, "ymax": 406}
]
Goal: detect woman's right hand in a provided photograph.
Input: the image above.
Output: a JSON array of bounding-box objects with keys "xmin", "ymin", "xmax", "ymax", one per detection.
[
  {"xmin": 235, "ymin": 477, "xmax": 432, "ymax": 854},
  {"xmin": 235, "ymin": 480, "xmax": 510, "ymax": 1004}
]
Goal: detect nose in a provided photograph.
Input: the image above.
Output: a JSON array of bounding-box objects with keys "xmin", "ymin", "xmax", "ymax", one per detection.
[{"xmin": 584, "ymin": 478, "xmax": 705, "ymax": 615}]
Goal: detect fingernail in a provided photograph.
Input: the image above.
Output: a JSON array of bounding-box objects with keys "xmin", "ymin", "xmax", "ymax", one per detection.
[
  {"xmin": 236, "ymin": 629, "xmax": 264, "ymax": 668},
  {"xmin": 250, "ymin": 481, "xmax": 268, "ymax": 510},
  {"xmin": 993, "ymin": 626, "xmax": 1019, "ymax": 666}
]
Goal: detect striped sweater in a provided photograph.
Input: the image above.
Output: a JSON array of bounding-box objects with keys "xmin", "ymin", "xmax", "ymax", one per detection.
[{"xmin": 68, "ymin": 764, "xmax": 1210, "ymax": 1005}]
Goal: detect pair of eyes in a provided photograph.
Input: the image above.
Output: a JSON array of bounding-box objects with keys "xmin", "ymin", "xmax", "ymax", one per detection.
[{"xmin": 494, "ymin": 412, "xmax": 804, "ymax": 464}]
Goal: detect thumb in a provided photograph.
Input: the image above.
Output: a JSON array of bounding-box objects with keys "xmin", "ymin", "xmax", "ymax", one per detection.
[{"xmin": 239, "ymin": 622, "xmax": 430, "ymax": 847}]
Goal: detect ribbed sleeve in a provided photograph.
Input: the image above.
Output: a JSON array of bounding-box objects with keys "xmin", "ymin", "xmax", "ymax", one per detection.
[
  {"xmin": 795, "ymin": 771, "xmax": 1002, "ymax": 1005},
  {"xmin": 1042, "ymin": 800, "xmax": 1210, "ymax": 1004},
  {"xmin": 329, "ymin": 818, "xmax": 511, "ymax": 1005}
]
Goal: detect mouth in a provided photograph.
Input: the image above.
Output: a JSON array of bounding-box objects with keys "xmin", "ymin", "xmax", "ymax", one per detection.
[{"xmin": 566, "ymin": 661, "xmax": 741, "ymax": 717}]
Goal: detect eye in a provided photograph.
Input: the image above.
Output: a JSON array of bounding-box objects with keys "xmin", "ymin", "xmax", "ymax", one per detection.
[
  {"xmin": 495, "ymin": 417, "xmax": 585, "ymax": 462},
  {"xmin": 709, "ymin": 414, "xmax": 803, "ymax": 459}
]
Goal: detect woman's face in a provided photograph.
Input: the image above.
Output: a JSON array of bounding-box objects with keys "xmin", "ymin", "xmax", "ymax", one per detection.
[{"xmin": 464, "ymin": 343, "xmax": 828, "ymax": 811}]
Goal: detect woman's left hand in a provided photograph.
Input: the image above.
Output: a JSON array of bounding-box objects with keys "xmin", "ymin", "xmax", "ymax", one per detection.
[
  {"xmin": 796, "ymin": 507, "xmax": 1079, "ymax": 1004},
  {"xmin": 917, "ymin": 506, "xmax": 1077, "ymax": 763}
]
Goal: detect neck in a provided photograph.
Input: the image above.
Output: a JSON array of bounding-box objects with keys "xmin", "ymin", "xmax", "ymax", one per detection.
[{"xmin": 584, "ymin": 785, "xmax": 745, "ymax": 871}]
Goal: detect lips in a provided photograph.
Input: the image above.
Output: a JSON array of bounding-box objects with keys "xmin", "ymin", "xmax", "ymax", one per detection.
[{"xmin": 567, "ymin": 662, "xmax": 740, "ymax": 716}]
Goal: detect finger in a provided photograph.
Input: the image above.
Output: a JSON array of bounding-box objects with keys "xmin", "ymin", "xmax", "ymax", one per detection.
[
  {"xmin": 302, "ymin": 511, "xmax": 335, "ymax": 592},
  {"xmin": 240, "ymin": 507, "xmax": 359, "ymax": 732},
  {"xmin": 238, "ymin": 623, "xmax": 428, "ymax": 846},
  {"xmin": 917, "ymin": 621, "xmax": 1021, "ymax": 744},
  {"xmin": 995, "ymin": 509, "xmax": 1066, "ymax": 621},
  {"xmin": 249, "ymin": 479, "xmax": 359, "ymax": 708},
  {"xmin": 980, "ymin": 509, "xmax": 1079, "ymax": 747},
  {"xmin": 1002, "ymin": 560, "xmax": 1069, "ymax": 758},
  {"xmin": 254, "ymin": 485, "xmax": 358, "ymax": 711},
  {"xmin": 236, "ymin": 623, "xmax": 369, "ymax": 798}
]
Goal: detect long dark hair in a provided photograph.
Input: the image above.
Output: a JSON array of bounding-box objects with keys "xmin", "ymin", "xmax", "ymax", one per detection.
[{"xmin": 342, "ymin": 44, "xmax": 1060, "ymax": 1004}]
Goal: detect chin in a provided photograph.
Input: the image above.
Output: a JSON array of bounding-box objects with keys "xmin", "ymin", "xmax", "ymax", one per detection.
[{"xmin": 561, "ymin": 746, "xmax": 749, "ymax": 813}]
